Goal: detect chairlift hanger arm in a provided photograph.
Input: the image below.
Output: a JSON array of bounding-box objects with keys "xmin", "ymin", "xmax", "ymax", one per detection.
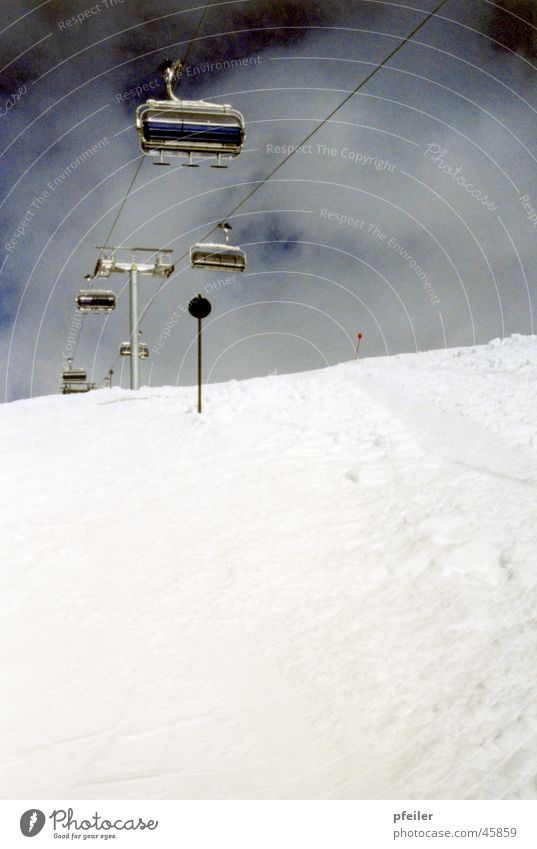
[{"xmin": 161, "ymin": 59, "xmax": 184, "ymax": 101}]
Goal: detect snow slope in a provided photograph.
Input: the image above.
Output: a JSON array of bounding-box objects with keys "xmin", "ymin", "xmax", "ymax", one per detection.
[{"xmin": 1, "ymin": 335, "xmax": 537, "ymax": 800}]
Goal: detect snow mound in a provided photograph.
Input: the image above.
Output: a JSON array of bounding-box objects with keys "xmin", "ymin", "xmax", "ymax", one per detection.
[{"xmin": 1, "ymin": 334, "xmax": 537, "ymax": 800}]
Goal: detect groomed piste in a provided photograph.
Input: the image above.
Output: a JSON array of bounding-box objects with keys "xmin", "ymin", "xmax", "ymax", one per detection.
[{"xmin": 1, "ymin": 335, "xmax": 537, "ymax": 800}]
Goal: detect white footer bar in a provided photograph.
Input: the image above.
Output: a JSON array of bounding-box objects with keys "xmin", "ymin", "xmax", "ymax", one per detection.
[{"xmin": 1, "ymin": 800, "xmax": 536, "ymax": 847}]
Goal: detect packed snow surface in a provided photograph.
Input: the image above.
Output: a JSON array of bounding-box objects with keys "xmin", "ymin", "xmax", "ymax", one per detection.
[{"xmin": 1, "ymin": 335, "xmax": 537, "ymax": 800}]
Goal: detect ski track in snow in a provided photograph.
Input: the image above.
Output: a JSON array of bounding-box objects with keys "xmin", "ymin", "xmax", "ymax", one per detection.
[{"xmin": 1, "ymin": 334, "xmax": 536, "ymax": 800}]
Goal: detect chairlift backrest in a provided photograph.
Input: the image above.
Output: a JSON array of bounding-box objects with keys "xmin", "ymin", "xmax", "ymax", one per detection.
[
  {"xmin": 136, "ymin": 99, "xmax": 245, "ymax": 161},
  {"xmin": 190, "ymin": 242, "xmax": 246, "ymax": 272},
  {"xmin": 61, "ymin": 383, "xmax": 96, "ymax": 394},
  {"xmin": 76, "ymin": 289, "xmax": 116, "ymax": 313},
  {"xmin": 62, "ymin": 368, "xmax": 87, "ymax": 382},
  {"xmin": 120, "ymin": 342, "xmax": 150, "ymax": 359}
]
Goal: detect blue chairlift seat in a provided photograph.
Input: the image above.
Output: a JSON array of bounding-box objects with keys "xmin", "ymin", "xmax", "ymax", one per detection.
[{"xmin": 136, "ymin": 100, "xmax": 245, "ymax": 163}]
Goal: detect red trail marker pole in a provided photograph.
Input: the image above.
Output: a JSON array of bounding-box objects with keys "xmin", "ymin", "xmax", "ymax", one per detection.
[{"xmin": 355, "ymin": 332, "xmax": 363, "ymax": 359}]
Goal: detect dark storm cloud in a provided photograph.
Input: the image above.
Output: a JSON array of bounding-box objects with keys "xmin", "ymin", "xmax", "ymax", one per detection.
[
  {"xmin": 487, "ymin": 0, "xmax": 537, "ymax": 57},
  {"xmin": 0, "ymin": 0, "xmax": 365, "ymax": 100},
  {"xmin": 4, "ymin": 0, "xmax": 537, "ymax": 400},
  {"xmin": 117, "ymin": 0, "xmax": 347, "ymax": 56},
  {"xmin": 112, "ymin": 0, "xmax": 358, "ymax": 97},
  {"xmin": 0, "ymin": 12, "xmax": 51, "ymax": 93}
]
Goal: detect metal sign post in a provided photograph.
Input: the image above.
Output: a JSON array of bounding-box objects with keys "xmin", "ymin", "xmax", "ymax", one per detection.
[
  {"xmin": 197, "ymin": 318, "xmax": 202, "ymax": 413},
  {"xmin": 188, "ymin": 294, "xmax": 212, "ymax": 414}
]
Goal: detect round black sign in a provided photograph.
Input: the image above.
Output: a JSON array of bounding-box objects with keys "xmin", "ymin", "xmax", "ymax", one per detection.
[{"xmin": 188, "ymin": 295, "xmax": 212, "ymax": 319}]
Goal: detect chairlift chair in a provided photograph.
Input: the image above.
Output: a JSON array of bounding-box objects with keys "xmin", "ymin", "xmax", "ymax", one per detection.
[
  {"xmin": 62, "ymin": 361, "xmax": 87, "ymax": 382},
  {"xmin": 190, "ymin": 221, "xmax": 247, "ymax": 272},
  {"xmin": 136, "ymin": 60, "xmax": 245, "ymax": 166},
  {"xmin": 61, "ymin": 383, "xmax": 96, "ymax": 395},
  {"xmin": 61, "ymin": 359, "xmax": 95, "ymax": 393},
  {"xmin": 120, "ymin": 342, "xmax": 150, "ymax": 359},
  {"xmin": 76, "ymin": 288, "xmax": 116, "ymax": 313},
  {"xmin": 190, "ymin": 243, "xmax": 246, "ymax": 272}
]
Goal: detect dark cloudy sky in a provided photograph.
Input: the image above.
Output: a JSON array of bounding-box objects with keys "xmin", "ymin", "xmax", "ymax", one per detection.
[{"xmin": 1, "ymin": 0, "xmax": 537, "ymax": 399}]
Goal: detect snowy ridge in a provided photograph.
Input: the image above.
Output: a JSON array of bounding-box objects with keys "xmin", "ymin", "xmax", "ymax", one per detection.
[{"xmin": 1, "ymin": 334, "xmax": 537, "ymax": 800}]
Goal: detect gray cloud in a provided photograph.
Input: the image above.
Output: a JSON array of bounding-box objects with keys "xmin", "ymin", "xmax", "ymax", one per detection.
[
  {"xmin": 2, "ymin": 1, "xmax": 537, "ymax": 400},
  {"xmin": 486, "ymin": 1, "xmax": 537, "ymax": 57}
]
